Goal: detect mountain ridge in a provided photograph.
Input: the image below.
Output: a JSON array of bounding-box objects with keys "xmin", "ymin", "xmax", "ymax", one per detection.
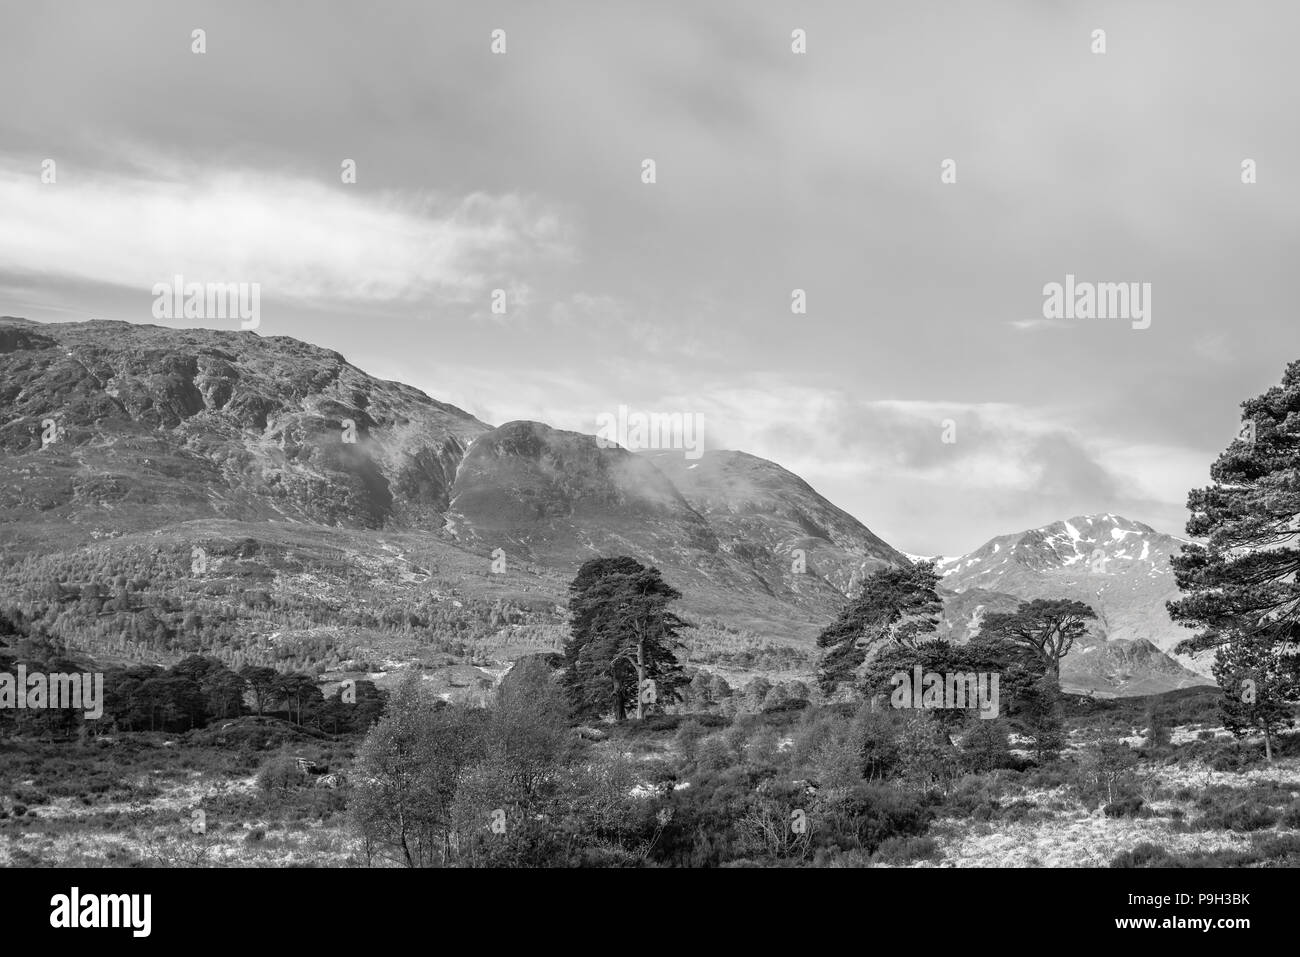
[{"xmin": 0, "ymin": 317, "xmax": 1210, "ymax": 696}]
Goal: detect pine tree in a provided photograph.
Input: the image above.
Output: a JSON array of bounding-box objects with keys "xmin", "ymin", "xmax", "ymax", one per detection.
[
  {"xmin": 977, "ymin": 598, "xmax": 1096, "ymax": 681},
  {"xmin": 1212, "ymin": 631, "xmax": 1296, "ymax": 762},
  {"xmin": 815, "ymin": 561, "xmax": 942, "ymax": 695},
  {"xmin": 562, "ymin": 558, "xmax": 689, "ymax": 721},
  {"xmin": 1168, "ymin": 360, "xmax": 1300, "ymax": 760}
]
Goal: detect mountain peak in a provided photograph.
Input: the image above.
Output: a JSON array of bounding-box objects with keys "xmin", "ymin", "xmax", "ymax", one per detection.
[{"xmin": 934, "ymin": 512, "xmax": 1211, "ymax": 694}]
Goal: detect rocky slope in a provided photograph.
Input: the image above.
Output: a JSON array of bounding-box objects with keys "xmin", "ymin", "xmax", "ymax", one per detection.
[
  {"xmin": 0, "ymin": 317, "xmax": 489, "ymax": 553},
  {"xmin": 0, "ymin": 318, "xmax": 900, "ymax": 657}
]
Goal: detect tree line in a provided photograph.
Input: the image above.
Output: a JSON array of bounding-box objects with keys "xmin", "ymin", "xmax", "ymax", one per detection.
[{"xmin": 0, "ymin": 610, "xmax": 384, "ymax": 736}]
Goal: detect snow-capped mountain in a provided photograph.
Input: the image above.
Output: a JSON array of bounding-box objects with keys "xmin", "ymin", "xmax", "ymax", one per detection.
[{"xmin": 933, "ymin": 514, "xmax": 1212, "ymax": 696}]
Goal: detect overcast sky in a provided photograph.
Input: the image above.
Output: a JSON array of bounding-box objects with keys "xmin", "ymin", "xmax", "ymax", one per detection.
[{"xmin": 2, "ymin": 0, "xmax": 1296, "ymax": 555}]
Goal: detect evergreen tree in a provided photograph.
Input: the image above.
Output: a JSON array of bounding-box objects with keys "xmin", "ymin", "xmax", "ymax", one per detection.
[
  {"xmin": 977, "ymin": 598, "xmax": 1095, "ymax": 680},
  {"xmin": 1167, "ymin": 360, "xmax": 1300, "ymax": 760},
  {"xmin": 562, "ymin": 558, "xmax": 689, "ymax": 721},
  {"xmin": 815, "ymin": 561, "xmax": 943, "ymax": 695},
  {"xmin": 1212, "ymin": 631, "xmax": 1296, "ymax": 762}
]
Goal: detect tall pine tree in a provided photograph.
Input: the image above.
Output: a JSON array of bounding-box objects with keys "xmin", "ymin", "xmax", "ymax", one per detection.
[
  {"xmin": 1168, "ymin": 360, "xmax": 1300, "ymax": 759},
  {"xmin": 562, "ymin": 558, "xmax": 689, "ymax": 721},
  {"xmin": 816, "ymin": 561, "xmax": 943, "ymax": 696}
]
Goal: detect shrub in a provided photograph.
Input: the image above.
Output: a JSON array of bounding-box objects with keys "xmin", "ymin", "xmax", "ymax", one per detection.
[
  {"xmin": 1282, "ymin": 801, "xmax": 1300, "ymax": 829},
  {"xmin": 874, "ymin": 835, "xmax": 941, "ymax": 865},
  {"xmin": 812, "ymin": 783, "xmax": 934, "ymax": 857},
  {"xmin": 1143, "ymin": 703, "xmax": 1171, "ymax": 751},
  {"xmin": 257, "ymin": 756, "xmax": 307, "ymax": 793},
  {"xmin": 744, "ymin": 728, "xmax": 781, "ymax": 766},
  {"xmin": 1103, "ymin": 796, "xmax": 1145, "ymax": 818},
  {"xmin": 674, "ymin": 720, "xmax": 708, "ymax": 763},
  {"xmin": 943, "ymin": 774, "xmax": 1004, "ymax": 819},
  {"xmin": 1198, "ymin": 799, "xmax": 1280, "ymax": 832},
  {"xmin": 696, "ymin": 735, "xmax": 734, "ymax": 773},
  {"xmin": 960, "ymin": 720, "xmax": 1016, "ymax": 773},
  {"xmin": 792, "ymin": 712, "xmax": 863, "ymax": 788},
  {"xmin": 1111, "ymin": 842, "xmax": 1178, "ymax": 868},
  {"xmin": 857, "ymin": 709, "xmax": 903, "ymax": 782}
]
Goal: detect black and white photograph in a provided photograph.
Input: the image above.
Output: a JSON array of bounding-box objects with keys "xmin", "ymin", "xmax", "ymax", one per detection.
[{"xmin": 0, "ymin": 0, "xmax": 1292, "ymax": 936}]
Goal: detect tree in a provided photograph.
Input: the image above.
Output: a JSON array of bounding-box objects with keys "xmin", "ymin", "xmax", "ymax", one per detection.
[
  {"xmin": 1167, "ymin": 361, "xmax": 1300, "ymax": 757},
  {"xmin": 1212, "ymin": 632, "xmax": 1296, "ymax": 762},
  {"xmin": 563, "ymin": 557, "xmax": 651, "ymax": 718},
  {"xmin": 488, "ymin": 656, "xmax": 571, "ymax": 799},
  {"xmin": 276, "ymin": 672, "xmax": 321, "ymax": 725},
  {"xmin": 1083, "ymin": 736, "xmax": 1139, "ymax": 807},
  {"xmin": 562, "ymin": 558, "xmax": 689, "ymax": 721},
  {"xmin": 815, "ymin": 561, "xmax": 943, "ymax": 695},
  {"xmin": 1143, "ymin": 700, "xmax": 1172, "ymax": 751},
  {"xmin": 350, "ymin": 675, "xmax": 487, "ymax": 867},
  {"xmin": 239, "ymin": 665, "xmax": 279, "ymax": 716},
  {"xmin": 201, "ymin": 666, "xmax": 247, "ymax": 720},
  {"xmin": 977, "ymin": 598, "xmax": 1095, "ymax": 680}
]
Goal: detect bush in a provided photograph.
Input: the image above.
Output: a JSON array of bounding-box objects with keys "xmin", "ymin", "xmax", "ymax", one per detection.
[
  {"xmin": 674, "ymin": 720, "xmax": 708, "ymax": 763},
  {"xmin": 1198, "ymin": 799, "xmax": 1280, "ymax": 832},
  {"xmin": 1103, "ymin": 796, "xmax": 1145, "ymax": 818},
  {"xmin": 943, "ymin": 774, "xmax": 1005, "ymax": 819},
  {"xmin": 744, "ymin": 728, "xmax": 781, "ymax": 766},
  {"xmin": 811, "ymin": 783, "xmax": 934, "ymax": 858},
  {"xmin": 792, "ymin": 712, "xmax": 864, "ymax": 788},
  {"xmin": 1282, "ymin": 802, "xmax": 1300, "ymax": 829},
  {"xmin": 1143, "ymin": 703, "xmax": 1171, "ymax": 751},
  {"xmin": 960, "ymin": 720, "xmax": 1016, "ymax": 773},
  {"xmin": 696, "ymin": 735, "xmax": 734, "ymax": 773},
  {"xmin": 257, "ymin": 756, "xmax": 307, "ymax": 793},
  {"xmin": 1111, "ymin": 842, "xmax": 1178, "ymax": 868},
  {"xmin": 874, "ymin": 835, "xmax": 941, "ymax": 865}
]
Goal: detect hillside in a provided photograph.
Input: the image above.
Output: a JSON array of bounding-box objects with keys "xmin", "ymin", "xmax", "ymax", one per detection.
[
  {"xmin": 0, "ymin": 318, "xmax": 904, "ymax": 686},
  {"xmin": 0, "ymin": 318, "xmax": 1215, "ymax": 697}
]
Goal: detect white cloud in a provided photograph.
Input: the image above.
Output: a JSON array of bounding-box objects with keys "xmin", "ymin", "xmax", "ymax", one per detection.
[{"xmin": 0, "ymin": 158, "xmax": 571, "ymax": 307}]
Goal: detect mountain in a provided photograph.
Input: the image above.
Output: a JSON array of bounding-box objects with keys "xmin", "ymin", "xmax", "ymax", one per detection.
[
  {"xmin": 933, "ymin": 514, "xmax": 1212, "ymax": 696},
  {"xmin": 0, "ymin": 317, "xmax": 1213, "ymax": 698},
  {"xmin": 0, "ymin": 317, "xmax": 490, "ymax": 550},
  {"xmin": 0, "ymin": 318, "xmax": 900, "ymax": 680}
]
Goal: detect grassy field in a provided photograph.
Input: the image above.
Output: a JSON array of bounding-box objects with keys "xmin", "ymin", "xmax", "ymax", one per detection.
[{"xmin": 4, "ymin": 686, "xmax": 1300, "ymax": 868}]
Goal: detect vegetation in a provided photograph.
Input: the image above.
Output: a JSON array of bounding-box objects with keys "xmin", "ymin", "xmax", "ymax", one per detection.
[{"xmin": 1169, "ymin": 360, "xmax": 1300, "ymax": 761}]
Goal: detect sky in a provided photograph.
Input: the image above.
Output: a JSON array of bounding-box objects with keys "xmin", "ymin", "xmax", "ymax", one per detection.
[{"xmin": 1, "ymin": 0, "xmax": 1296, "ymax": 556}]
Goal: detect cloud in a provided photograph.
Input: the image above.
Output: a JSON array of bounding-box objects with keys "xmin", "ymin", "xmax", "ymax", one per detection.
[
  {"xmin": 0, "ymin": 156, "xmax": 571, "ymax": 308},
  {"xmin": 1008, "ymin": 318, "xmax": 1072, "ymax": 332}
]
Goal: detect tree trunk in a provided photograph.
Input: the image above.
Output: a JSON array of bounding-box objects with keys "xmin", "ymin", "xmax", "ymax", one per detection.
[
  {"xmin": 1264, "ymin": 727, "xmax": 1274, "ymax": 763},
  {"xmin": 613, "ymin": 672, "xmax": 626, "ymax": 722},
  {"xmin": 635, "ymin": 633, "xmax": 647, "ymax": 721}
]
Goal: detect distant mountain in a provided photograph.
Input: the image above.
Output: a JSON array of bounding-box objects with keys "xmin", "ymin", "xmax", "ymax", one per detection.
[{"xmin": 933, "ymin": 514, "xmax": 1212, "ymax": 696}]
